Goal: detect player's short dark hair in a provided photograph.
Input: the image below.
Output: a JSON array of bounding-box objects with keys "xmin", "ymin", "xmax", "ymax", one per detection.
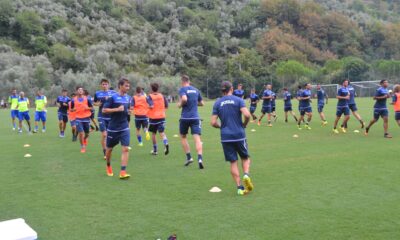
[
  {"xmin": 100, "ymin": 78, "xmax": 109, "ymax": 84},
  {"xmin": 304, "ymin": 83, "xmax": 309, "ymax": 87},
  {"xmin": 118, "ymin": 77, "xmax": 130, "ymax": 87},
  {"xmin": 151, "ymin": 83, "xmax": 159, "ymax": 92},
  {"xmin": 221, "ymin": 81, "xmax": 232, "ymax": 93},
  {"xmin": 343, "ymin": 79, "xmax": 349, "ymax": 84},
  {"xmin": 298, "ymin": 85, "xmax": 302, "ymax": 89},
  {"xmin": 283, "ymin": 88, "xmax": 288, "ymax": 91},
  {"xmin": 136, "ymin": 86, "xmax": 142, "ymax": 94},
  {"xmin": 84, "ymin": 90, "xmax": 89, "ymax": 96},
  {"xmin": 62, "ymin": 89, "xmax": 67, "ymax": 92},
  {"xmin": 181, "ymin": 75, "xmax": 190, "ymax": 82},
  {"xmin": 76, "ymin": 86, "xmax": 83, "ymax": 90},
  {"xmin": 70, "ymin": 93, "xmax": 76, "ymax": 97},
  {"xmin": 380, "ymin": 79, "xmax": 387, "ymax": 84}
]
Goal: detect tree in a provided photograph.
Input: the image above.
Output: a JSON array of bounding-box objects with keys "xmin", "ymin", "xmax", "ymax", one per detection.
[
  {"xmin": 275, "ymin": 60, "xmax": 315, "ymax": 87},
  {"xmin": 13, "ymin": 11, "xmax": 44, "ymax": 46},
  {"xmin": 34, "ymin": 65, "xmax": 51, "ymax": 90},
  {"xmin": 0, "ymin": 0, "xmax": 14, "ymax": 36},
  {"xmin": 341, "ymin": 57, "xmax": 370, "ymax": 82}
]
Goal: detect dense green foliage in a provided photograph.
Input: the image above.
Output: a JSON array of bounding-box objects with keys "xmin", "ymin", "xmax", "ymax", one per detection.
[{"xmin": 1, "ymin": 0, "xmax": 400, "ymax": 99}]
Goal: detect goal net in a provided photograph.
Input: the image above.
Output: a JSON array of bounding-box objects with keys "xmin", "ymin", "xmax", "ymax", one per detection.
[
  {"xmin": 311, "ymin": 84, "xmax": 338, "ymax": 99},
  {"xmin": 350, "ymin": 81, "xmax": 394, "ymax": 98}
]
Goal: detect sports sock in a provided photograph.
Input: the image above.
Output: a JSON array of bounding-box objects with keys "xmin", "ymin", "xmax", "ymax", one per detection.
[
  {"xmin": 137, "ymin": 135, "xmax": 142, "ymax": 143},
  {"xmin": 153, "ymin": 144, "xmax": 158, "ymax": 152},
  {"xmin": 186, "ymin": 153, "xmax": 192, "ymax": 160},
  {"xmin": 163, "ymin": 137, "xmax": 168, "ymax": 146},
  {"xmin": 121, "ymin": 166, "xmax": 126, "ymax": 171},
  {"xmin": 198, "ymin": 154, "xmax": 203, "ymax": 162},
  {"xmin": 103, "ymin": 149, "xmax": 106, "ymax": 156}
]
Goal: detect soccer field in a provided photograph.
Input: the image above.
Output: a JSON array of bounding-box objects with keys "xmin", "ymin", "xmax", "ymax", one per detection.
[{"xmin": 1, "ymin": 98, "xmax": 399, "ymax": 239}]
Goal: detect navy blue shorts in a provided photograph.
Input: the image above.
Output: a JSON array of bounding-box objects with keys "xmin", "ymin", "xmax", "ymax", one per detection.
[
  {"xmin": 77, "ymin": 121, "xmax": 90, "ymax": 133},
  {"xmin": 221, "ymin": 140, "xmax": 250, "ymax": 162},
  {"xmin": 261, "ymin": 106, "xmax": 271, "ymax": 114},
  {"xmin": 348, "ymin": 104, "xmax": 358, "ymax": 112},
  {"xmin": 250, "ymin": 106, "xmax": 257, "ymax": 114},
  {"xmin": 318, "ymin": 104, "xmax": 324, "ymax": 113},
  {"xmin": 180, "ymin": 119, "xmax": 201, "ymax": 135},
  {"xmin": 336, "ymin": 106, "xmax": 350, "ymax": 117},
  {"xmin": 149, "ymin": 119, "xmax": 165, "ymax": 133},
  {"xmin": 99, "ymin": 119, "xmax": 110, "ymax": 132},
  {"xmin": 58, "ymin": 112, "xmax": 68, "ymax": 123},
  {"xmin": 70, "ymin": 120, "xmax": 77, "ymax": 127},
  {"xmin": 300, "ymin": 106, "xmax": 312, "ymax": 116},
  {"xmin": 135, "ymin": 118, "xmax": 149, "ymax": 130},
  {"xmin": 11, "ymin": 110, "xmax": 19, "ymax": 118},
  {"xmin": 396, "ymin": 112, "xmax": 400, "ymax": 121},
  {"xmin": 18, "ymin": 111, "xmax": 30, "ymax": 121},
  {"xmin": 373, "ymin": 108, "xmax": 388, "ymax": 120},
  {"xmin": 284, "ymin": 106, "xmax": 292, "ymax": 112},
  {"xmin": 35, "ymin": 111, "xmax": 46, "ymax": 122},
  {"xmin": 272, "ymin": 106, "xmax": 276, "ymax": 112},
  {"xmin": 107, "ymin": 129, "xmax": 130, "ymax": 148}
]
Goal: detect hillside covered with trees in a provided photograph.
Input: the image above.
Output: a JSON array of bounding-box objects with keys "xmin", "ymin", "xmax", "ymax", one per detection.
[{"xmin": 1, "ymin": 0, "xmax": 400, "ymax": 99}]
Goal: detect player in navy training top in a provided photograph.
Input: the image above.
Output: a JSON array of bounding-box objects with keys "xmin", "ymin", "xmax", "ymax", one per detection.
[
  {"xmin": 233, "ymin": 84, "xmax": 245, "ymax": 99},
  {"xmin": 56, "ymin": 89, "xmax": 71, "ymax": 137},
  {"xmin": 102, "ymin": 78, "xmax": 132, "ymax": 179},
  {"xmin": 271, "ymin": 90, "xmax": 277, "ymax": 122},
  {"xmin": 84, "ymin": 90, "xmax": 99, "ymax": 132},
  {"xmin": 316, "ymin": 84, "xmax": 328, "ymax": 125},
  {"xmin": 211, "ymin": 81, "xmax": 254, "ymax": 196},
  {"xmin": 333, "ymin": 80, "xmax": 350, "ymax": 134},
  {"xmin": 365, "ymin": 79, "xmax": 392, "ymax": 138},
  {"xmin": 282, "ymin": 88, "xmax": 298, "ymax": 123},
  {"xmin": 258, "ymin": 84, "xmax": 273, "ymax": 127},
  {"xmin": 297, "ymin": 83, "xmax": 313, "ymax": 130},
  {"xmin": 296, "ymin": 85, "xmax": 303, "ymax": 112},
  {"xmin": 345, "ymin": 81, "xmax": 365, "ymax": 129},
  {"xmin": 177, "ymin": 75, "xmax": 205, "ymax": 169},
  {"xmin": 94, "ymin": 78, "xmax": 116, "ymax": 158},
  {"xmin": 248, "ymin": 89, "xmax": 259, "ymax": 121}
]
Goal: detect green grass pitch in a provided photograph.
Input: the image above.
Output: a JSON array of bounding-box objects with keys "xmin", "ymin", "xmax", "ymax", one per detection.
[{"xmin": 1, "ymin": 98, "xmax": 400, "ymax": 239}]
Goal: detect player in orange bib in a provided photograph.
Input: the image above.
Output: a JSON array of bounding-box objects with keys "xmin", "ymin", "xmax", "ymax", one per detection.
[
  {"xmin": 391, "ymin": 84, "xmax": 400, "ymax": 127},
  {"xmin": 147, "ymin": 83, "xmax": 169, "ymax": 155},
  {"xmin": 68, "ymin": 93, "xmax": 78, "ymax": 141},
  {"xmin": 130, "ymin": 86, "xmax": 150, "ymax": 146}
]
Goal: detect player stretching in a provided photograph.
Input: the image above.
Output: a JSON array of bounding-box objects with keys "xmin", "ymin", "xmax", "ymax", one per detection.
[
  {"xmin": 16, "ymin": 92, "xmax": 31, "ymax": 133},
  {"xmin": 147, "ymin": 83, "xmax": 169, "ymax": 155},
  {"xmin": 282, "ymin": 88, "xmax": 298, "ymax": 123},
  {"xmin": 333, "ymin": 80, "xmax": 350, "ymax": 134},
  {"xmin": 94, "ymin": 79, "xmax": 116, "ymax": 158},
  {"xmin": 258, "ymin": 84, "xmax": 273, "ymax": 127},
  {"xmin": 211, "ymin": 81, "xmax": 254, "ymax": 196},
  {"xmin": 365, "ymin": 79, "xmax": 392, "ymax": 138},
  {"xmin": 33, "ymin": 90, "xmax": 47, "ymax": 133},
  {"xmin": 297, "ymin": 83, "xmax": 312, "ymax": 130},
  {"xmin": 131, "ymin": 86, "xmax": 150, "ymax": 146},
  {"xmin": 316, "ymin": 84, "xmax": 328, "ymax": 126},
  {"xmin": 8, "ymin": 89, "xmax": 19, "ymax": 130},
  {"xmin": 249, "ymin": 89, "xmax": 259, "ymax": 122},
  {"xmin": 56, "ymin": 89, "xmax": 71, "ymax": 138},
  {"xmin": 345, "ymin": 81, "xmax": 365, "ymax": 129},
  {"xmin": 233, "ymin": 83, "xmax": 245, "ymax": 99},
  {"xmin": 391, "ymin": 85, "xmax": 400, "ymax": 127},
  {"xmin": 68, "ymin": 93, "xmax": 78, "ymax": 141},
  {"xmin": 102, "ymin": 78, "xmax": 132, "ymax": 179},
  {"xmin": 71, "ymin": 87, "xmax": 94, "ymax": 153},
  {"xmin": 177, "ymin": 75, "xmax": 204, "ymax": 169}
]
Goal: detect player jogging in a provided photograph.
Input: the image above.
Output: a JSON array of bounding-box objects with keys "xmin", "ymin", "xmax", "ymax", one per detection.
[
  {"xmin": 102, "ymin": 78, "xmax": 132, "ymax": 179},
  {"xmin": 147, "ymin": 83, "xmax": 169, "ymax": 155},
  {"xmin": 391, "ymin": 84, "xmax": 400, "ymax": 127},
  {"xmin": 177, "ymin": 75, "xmax": 204, "ymax": 169},
  {"xmin": 365, "ymin": 79, "xmax": 392, "ymax": 138},
  {"xmin": 258, "ymin": 84, "xmax": 273, "ymax": 127},
  {"xmin": 8, "ymin": 89, "xmax": 19, "ymax": 130},
  {"xmin": 56, "ymin": 89, "xmax": 71, "ymax": 137},
  {"xmin": 68, "ymin": 93, "xmax": 78, "ymax": 141},
  {"xmin": 316, "ymin": 84, "xmax": 328, "ymax": 126},
  {"xmin": 16, "ymin": 91, "xmax": 31, "ymax": 133},
  {"xmin": 211, "ymin": 81, "xmax": 254, "ymax": 196},
  {"xmin": 94, "ymin": 79, "xmax": 116, "ymax": 158},
  {"xmin": 233, "ymin": 83, "xmax": 245, "ymax": 99},
  {"xmin": 271, "ymin": 90, "xmax": 277, "ymax": 122},
  {"xmin": 84, "ymin": 90, "xmax": 99, "ymax": 132},
  {"xmin": 297, "ymin": 83, "xmax": 312, "ymax": 130},
  {"xmin": 333, "ymin": 80, "xmax": 350, "ymax": 134},
  {"xmin": 345, "ymin": 81, "xmax": 365, "ymax": 129},
  {"xmin": 33, "ymin": 90, "xmax": 47, "ymax": 133},
  {"xmin": 249, "ymin": 89, "xmax": 259, "ymax": 122},
  {"xmin": 130, "ymin": 86, "xmax": 150, "ymax": 146},
  {"xmin": 282, "ymin": 88, "xmax": 298, "ymax": 123},
  {"xmin": 71, "ymin": 87, "xmax": 94, "ymax": 153}
]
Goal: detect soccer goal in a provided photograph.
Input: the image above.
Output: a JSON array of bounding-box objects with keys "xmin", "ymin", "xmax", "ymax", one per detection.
[
  {"xmin": 350, "ymin": 80, "xmax": 394, "ymax": 98},
  {"xmin": 311, "ymin": 84, "xmax": 338, "ymax": 99}
]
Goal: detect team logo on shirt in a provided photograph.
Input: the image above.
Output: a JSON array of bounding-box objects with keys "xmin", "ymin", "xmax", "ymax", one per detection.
[
  {"xmin": 187, "ymin": 90, "xmax": 197, "ymax": 94},
  {"xmin": 221, "ymin": 100, "xmax": 235, "ymax": 107}
]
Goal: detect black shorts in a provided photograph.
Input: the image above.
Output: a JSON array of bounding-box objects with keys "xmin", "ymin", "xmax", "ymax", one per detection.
[{"xmin": 149, "ymin": 118, "xmax": 165, "ymax": 133}]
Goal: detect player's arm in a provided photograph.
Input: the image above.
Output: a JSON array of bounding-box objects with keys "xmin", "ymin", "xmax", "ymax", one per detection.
[
  {"xmin": 87, "ymin": 98, "xmax": 94, "ymax": 110},
  {"xmin": 102, "ymin": 98, "xmax": 124, "ymax": 113},
  {"xmin": 210, "ymin": 115, "xmax": 220, "ymax": 128},
  {"xmin": 325, "ymin": 93, "xmax": 329, "ymax": 104},
  {"xmin": 164, "ymin": 96, "xmax": 169, "ymax": 109},
  {"xmin": 177, "ymin": 94, "xmax": 187, "ymax": 108},
  {"xmin": 146, "ymin": 96, "xmax": 154, "ymax": 109},
  {"xmin": 262, "ymin": 95, "xmax": 272, "ymax": 100},
  {"xmin": 241, "ymin": 107, "xmax": 251, "ymax": 128},
  {"xmin": 391, "ymin": 94, "xmax": 397, "ymax": 105},
  {"xmin": 198, "ymin": 93, "xmax": 204, "ymax": 106},
  {"xmin": 93, "ymin": 94, "xmax": 102, "ymax": 106}
]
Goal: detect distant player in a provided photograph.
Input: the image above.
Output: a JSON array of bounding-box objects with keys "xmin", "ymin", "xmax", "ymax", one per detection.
[
  {"xmin": 249, "ymin": 89, "xmax": 259, "ymax": 121},
  {"xmin": 33, "ymin": 90, "xmax": 47, "ymax": 133},
  {"xmin": 333, "ymin": 80, "xmax": 350, "ymax": 134},
  {"xmin": 147, "ymin": 83, "xmax": 169, "ymax": 155},
  {"xmin": 297, "ymin": 83, "xmax": 312, "ymax": 130},
  {"xmin": 271, "ymin": 90, "xmax": 277, "ymax": 122},
  {"xmin": 316, "ymin": 84, "xmax": 328, "ymax": 126},
  {"xmin": 130, "ymin": 86, "xmax": 150, "ymax": 146},
  {"xmin": 94, "ymin": 79, "xmax": 116, "ymax": 158},
  {"xmin": 282, "ymin": 88, "xmax": 298, "ymax": 122},
  {"xmin": 56, "ymin": 89, "xmax": 71, "ymax": 138},
  {"xmin": 84, "ymin": 90, "xmax": 99, "ymax": 132},
  {"xmin": 365, "ymin": 79, "xmax": 392, "ymax": 138},
  {"xmin": 233, "ymin": 83, "xmax": 245, "ymax": 99},
  {"xmin": 258, "ymin": 84, "xmax": 273, "ymax": 127},
  {"xmin": 16, "ymin": 91, "xmax": 31, "ymax": 133},
  {"xmin": 391, "ymin": 84, "xmax": 400, "ymax": 127},
  {"xmin": 68, "ymin": 93, "xmax": 78, "ymax": 141},
  {"xmin": 211, "ymin": 81, "xmax": 254, "ymax": 196},
  {"xmin": 8, "ymin": 89, "xmax": 19, "ymax": 130},
  {"xmin": 177, "ymin": 75, "xmax": 204, "ymax": 169},
  {"xmin": 345, "ymin": 81, "xmax": 365, "ymax": 129},
  {"xmin": 102, "ymin": 78, "xmax": 132, "ymax": 179},
  {"xmin": 71, "ymin": 87, "xmax": 94, "ymax": 153}
]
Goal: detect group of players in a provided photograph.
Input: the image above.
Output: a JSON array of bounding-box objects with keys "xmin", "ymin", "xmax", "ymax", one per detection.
[{"xmin": 234, "ymin": 79, "xmax": 400, "ymax": 138}]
